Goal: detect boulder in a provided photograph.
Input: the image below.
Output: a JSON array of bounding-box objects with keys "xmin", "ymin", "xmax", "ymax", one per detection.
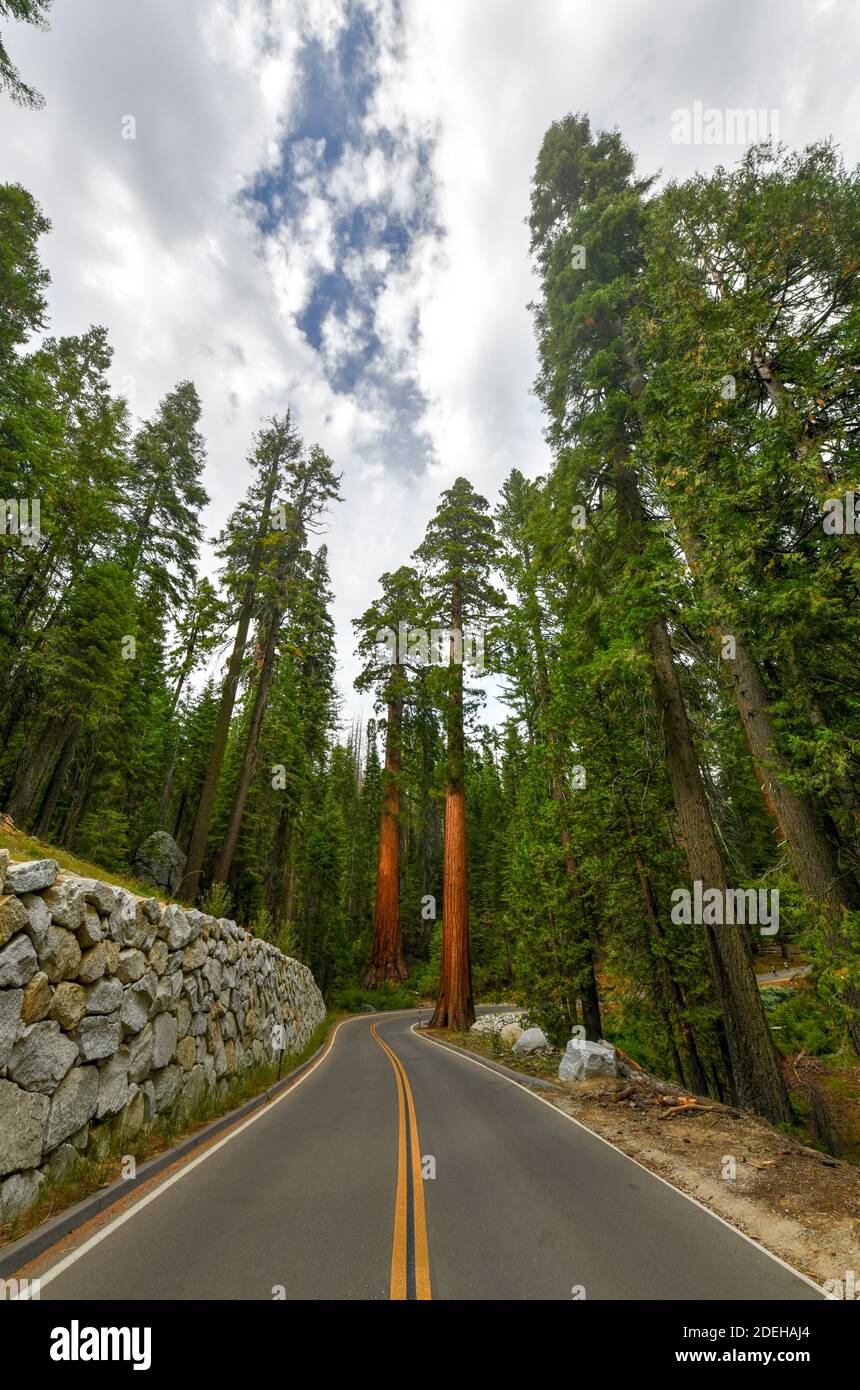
[
  {"xmin": 78, "ymin": 942, "xmax": 107, "ymax": 983},
  {"xmin": 116, "ymin": 1084, "xmax": 145, "ymax": 1142},
  {"xmin": 21, "ymin": 972, "xmax": 53, "ymax": 1024},
  {"xmin": 160, "ymin": 904, "xmax": 194, "ymax": 950},
  {"xmin": 127, "ymin": 1023, "xmax": 154, "ymax": 1083},
  {"xmin": 152, "ymin": 1011, "xmax": 178, "ymax": 1069},
  {"xmin": 512, "ymin": 1026, "xmax": 550, "ymax": 1055},
  {"xmin": 120, "ymin": 981, "xmax": 154, "ymax": 1036},
  {"xmin": 558, "ymin": 1038, "xmax": 618, "ymax": 1082},
  {"xmin": 0, "ymin": 1168, "xmax": 45, "ymax": 1221},
  {"xmin": 0, "ymin": 1079, "xmax": 49, "ymax": 1173},
  {"xmin": 115, "ymin": 948, "xmax": 146, "ymax": 984},
  {"xmin": 132, "ymin": 831, "xmax": 186, "ymax": 896},
  {"xmin": 41, "ymin": 880, "xmax": 85, "ymax": 931},
  {"xmin": 0, "ymin": 988, "xmax": 23, "ymax": 1068},
  {"xmin": 43, "ymin": 1065, "xmax": 98, "ymax": 1151},
  {"xmin": 3, "ymin": 858, "xmax": 57, "ymax": 894},
  {"xmin": 182, "ymin": 938, "xmax": 208, "ymax": 972},
  {"xmin": 20, "ymin": 892, "xmax": 51, "ymax": 948},
  {"xmin": 0, "ymin": 893, "xmax": 29, "ymax": 947},
  {"xmin": 95, "ymin": 1049, "xmax": 129, "ymax": 1119},
  {"xmin": 7, "ymin": 1021, "xmax": 77, "ymax": 1093},
  {"xmin": 48, "ymin": 981, "xmax": 86, "ymax": 1030},
  {"xmin": 182, "ymin": 1064, "xmax": 210, "ymax": 1115},
  {"xmin": 75, "ymin": 1011, "xmax": 121, "ymax": 1061},
  {"xmin": 109, "ymin": 892, "xmax": 148, "ymax": 949},
  {"xmin": 147, "ymin": 939, "xmax": 168, "ymax": 975},
  {"xmin": 500, "ymin": 1023, "xmax": 524, "ymax": 1048},
  {"xmin": 0, "ymin": 847, "xmax": 8, "ymax": 890},
  {"xmin": 0, "ymin": 933, "xmax": 38, "ymax": 987},
  {"xmin": 139, "ymin": 1080, "xmax": 156, "ymax": 1125},
  {"xmin": 151, "ymin": 1064, "xmax": 183, "ymax": 1113},
  {"xmin": 84, "ymin": 976, "xmax": 123, "ymax": 1015},
  {"xmin": 37, "ymin": 925, "xmax": 81, "ymax": 982},
  {"xmin": 77, "ymin": 905, "xmax": 103, "ymax": 949},
  {"xmin": 44, "ymin": 1142, "xmax": 81, "ymax": 1185},
  {"xmin": 76, "ymin": 878, "xmax": 117, "ymax": 915}
]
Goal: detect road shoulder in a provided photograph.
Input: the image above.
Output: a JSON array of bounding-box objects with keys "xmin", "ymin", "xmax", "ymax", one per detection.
[{"xmin": 415, "ymin": 1025, "xmax": 856, "ymax": 1296}]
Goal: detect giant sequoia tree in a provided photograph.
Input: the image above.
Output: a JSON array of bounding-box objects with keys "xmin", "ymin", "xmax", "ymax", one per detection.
[
  {"xmin": 415, "ymin": 478, "xmax": 503, "ymax": 1031},
  {"xmin": 353, "ymin": 565, "xmax": 424, "ymax": 986}
]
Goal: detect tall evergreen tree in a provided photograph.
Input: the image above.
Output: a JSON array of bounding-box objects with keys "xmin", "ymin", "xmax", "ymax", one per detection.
[{"xmin": 415, "ymin": 478, "xmax": 503, "ymax": 1030}]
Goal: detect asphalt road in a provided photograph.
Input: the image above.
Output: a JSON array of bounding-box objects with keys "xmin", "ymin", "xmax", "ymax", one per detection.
[{"xmin": 22, "ymin": 1012, "xmax": 821, "ymax": 1301}]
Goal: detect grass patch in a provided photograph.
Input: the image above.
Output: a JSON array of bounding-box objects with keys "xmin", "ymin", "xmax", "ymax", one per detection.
[
  {"xmin": 429, "ymin": 1027, "xmax": 562, "ymax": 1083},
  {"xmin": 0, "ymin": 824, "xmax": 187, "ymax": 906},
  {"xmin": 0, "ymin": 1011, "xmax": 345, "ymax": 1250}
]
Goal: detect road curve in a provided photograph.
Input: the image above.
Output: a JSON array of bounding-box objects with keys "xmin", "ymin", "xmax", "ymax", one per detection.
[{"xmin": 21, "ymin": 1012, "xmax": 821, "ymax": 1301}]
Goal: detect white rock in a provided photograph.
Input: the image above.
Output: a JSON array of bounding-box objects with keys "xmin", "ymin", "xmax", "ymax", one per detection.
[
  {"xmin": 468, "ymin": 1010, "xmax": 524, "ymax": 1035},
  {"xmin": 4, "ymin": 859, "xmax": 57, "ymax": 894},
  {"xmin": 512, "ymin": 1026, "xmax": 550, "ymax": 1055},
  {"xmin": 558, "ymin": 1038, "xmax": 618, "ymax": 1082}
]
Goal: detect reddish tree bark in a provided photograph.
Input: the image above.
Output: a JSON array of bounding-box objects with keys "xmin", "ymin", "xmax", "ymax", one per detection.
[
  {"xmin": 364, "ymin": 692, "xmax": 407, "ymax": 987},
  {"xmin": 430, "ymin": 591, "xmax": 475, "ymax": 1030}
]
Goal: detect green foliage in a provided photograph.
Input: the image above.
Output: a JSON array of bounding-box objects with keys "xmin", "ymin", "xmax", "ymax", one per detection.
[
  {"xmin": 761, "ymin": 985, "xmax": 842, "ymax": 1057},
  {"xmin": 199, "ymin": 881, "xmax": 232, "ymax": 919},
  {"xmin": 333, "ymin": 983, "xmax": 417, "ymax": 1013},
  {"xmin": 0, "ymin": 1, "xmax": 52, "ymax": 109}
]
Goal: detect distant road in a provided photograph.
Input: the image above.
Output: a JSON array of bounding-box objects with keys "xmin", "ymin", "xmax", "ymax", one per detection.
[{"xmin": 20, "ymin": 1013, "xmax": 821, "ymax": 1301}]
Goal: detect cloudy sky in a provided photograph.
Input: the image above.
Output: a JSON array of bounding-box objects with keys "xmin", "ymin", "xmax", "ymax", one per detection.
[{"xmin": 3, "ymin": 0, "xmax": 858, "ymax": 726}]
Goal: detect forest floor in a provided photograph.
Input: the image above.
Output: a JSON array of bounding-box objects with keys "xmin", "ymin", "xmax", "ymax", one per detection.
[{"xmin": 443, "ymin": 1028, "xmax": 860, "ymax": 1293}]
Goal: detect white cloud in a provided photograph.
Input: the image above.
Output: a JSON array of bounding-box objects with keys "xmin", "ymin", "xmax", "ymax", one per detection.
[{"xmin": 3, "ymin": 0, "xmax": 859, "ymax": 726}]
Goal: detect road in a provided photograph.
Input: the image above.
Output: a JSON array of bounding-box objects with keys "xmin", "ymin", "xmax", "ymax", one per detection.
[{"xmin": 21, "ymin": 1012, "xmax": 821, "ymax": 1301}]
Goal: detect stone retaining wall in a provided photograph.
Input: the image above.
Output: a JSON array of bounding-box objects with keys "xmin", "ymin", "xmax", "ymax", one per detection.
[{"xmin": 0, "ymin": 852, "xmax": 326, "ymax": 1223}]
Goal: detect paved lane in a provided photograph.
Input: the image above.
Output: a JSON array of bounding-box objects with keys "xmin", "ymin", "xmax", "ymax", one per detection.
[{"xmin": 20, "ymin": 1012, "xmax": 821, "ymax": 1301}]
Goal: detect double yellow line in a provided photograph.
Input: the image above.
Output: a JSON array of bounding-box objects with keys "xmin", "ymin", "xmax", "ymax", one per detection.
[{"xmin": 371, "ymin": 1023, "xmax": 432, "ymax": 1300}]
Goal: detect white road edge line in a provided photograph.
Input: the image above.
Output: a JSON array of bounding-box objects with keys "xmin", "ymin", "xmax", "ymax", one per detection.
[
  {"xmin": 14, "ymin": 1012, "xmax": 381, "ymax": 1298},
  {"xmin": 411, "ymin": 1023, "xmax": 829, "ymax": 1299}
]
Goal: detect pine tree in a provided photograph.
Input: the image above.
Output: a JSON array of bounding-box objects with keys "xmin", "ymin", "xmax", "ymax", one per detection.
[{"xmin": 529, "ymin": 113, "xmax": 792, "ymax": 1121}]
